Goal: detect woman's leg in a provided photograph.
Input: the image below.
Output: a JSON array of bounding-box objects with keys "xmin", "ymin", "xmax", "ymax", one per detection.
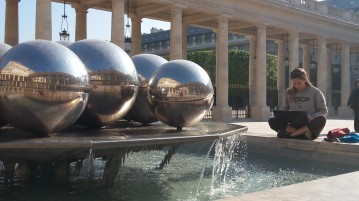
[
  {"xmin": 268, "ymin": 117, "xmax": 291, "ymax": 138},
  {"xmin": 268, "ymin": 117, "xmax": 286, "ymax": 132},
  {"xmin": 307, "ymin": 116, "xmax": 327, "ymax": 139}
]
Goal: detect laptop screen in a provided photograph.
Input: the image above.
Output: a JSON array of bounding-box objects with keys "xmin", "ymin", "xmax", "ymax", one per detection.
[{"xmin": 273, "ymin": 110, "xmax": 309, "ymax": 126}]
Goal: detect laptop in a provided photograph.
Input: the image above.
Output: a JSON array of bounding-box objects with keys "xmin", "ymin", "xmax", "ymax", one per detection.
[{"xmin": 272, "ymin": 110, "xmax": 309, "ymax": 126}]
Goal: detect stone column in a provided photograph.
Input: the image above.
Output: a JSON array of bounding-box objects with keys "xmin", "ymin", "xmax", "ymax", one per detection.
[
  {"xmin": 130, "ymin": 15, "xmax": 142, "ymax": 56},
  {"xmin": 111, "ymin": 0, "xmax": 124, "ymax": 48},
  {"xmin": 338, "ymin": 41, "xmax": 352, "ymax": 118},
  {"xmin": 249, "ymin": 36, "xmax": 257, "ymax": 109},
  {"xmin": 302, "ymin": 44, "xmax": 310, "ymax": 78},
  {"xmin": 182, "ymin": 24, "xmax": 188, "ymax": 60},
  {"xmin": 170, "ymin": 7, "xmax": 182, "ymax": 60},
  {"xmin": 212, "ymin": 15, "xmax": 232, "ymax": 122},
  {"xmin": 326, "ymin": 47, "xmax": 334, "ymax": 116},
  {"xmin": 250, "ymin": 24, "xmax": 270, "ymax": 121},
  {"xmin": 276, "ymin": 40, "xmax": 286, "ymax": 108},
  {"xmin": 75, "ymin": 6, "xmax": 88, "ymax": 41},
  {"xmin": 5, "ymin": 0, "xmax": 19, "ymax": 46},
  {"xmin": 35, "ymin": 0, "xmax": 52, "ymax": 40},
  {"xmin": 316, "ymin": 37, "xmax": 328, "ymax": 101},
  {"xmin": 289, "ymin": 30, "xmax": 299, "ymax": 70}
]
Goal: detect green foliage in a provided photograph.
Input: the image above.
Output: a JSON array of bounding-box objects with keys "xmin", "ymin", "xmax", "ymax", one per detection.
[
  {"xmin": 228, "ymin": 49, "xmax": 249, "ymax": 85},
  {"xmin": 266, "ymin": 54, "xmax": 278, "ymax": 87},
  {"xmin": 187, "ymin": 50, "xmax": 216, "ymax": 83},
  {"xmin": 186, "ymin": 49, "xmax": 278, "ymax": 86}
]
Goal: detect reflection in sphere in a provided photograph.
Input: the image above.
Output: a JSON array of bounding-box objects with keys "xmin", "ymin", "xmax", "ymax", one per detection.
[
  {"xmin": 148, "ymin": 60, "xmax": 214, "ymax": 130},
  {"xmin": 0, "ymin": 43, "xmax": 12, "ymax": 127},
  {"xmin": 124, "ymin": 54, "xmax": 167, "ymax": 124},
  {"xmin": 0, "ymin": 40, "xmax": 89, "ymax": 134},
  {"xmin": 56, "ymin": 40, "xmax": 74, "ymax": 47},
  {"xmin": 0, "ymin": 43, "xmax": 12, "ymax": 57},
  {"xmin": 68, "ymin": 39, "xmax": 138, "ymax": 128}
]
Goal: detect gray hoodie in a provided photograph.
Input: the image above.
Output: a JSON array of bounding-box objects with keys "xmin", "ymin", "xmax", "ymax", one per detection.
[{"xmin": 281, "ymin": 86, "xmax": 328, "ymax": 119}]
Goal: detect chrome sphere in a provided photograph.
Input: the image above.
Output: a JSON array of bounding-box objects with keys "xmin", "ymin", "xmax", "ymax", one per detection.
[
  {"xmin": 148, "ymin": 60, "xmax": 214, "ymax": 129},
  {"xmin": 0, "ymin": 43, "xmax": 12, "ymax": 127},
  {"xmin": 56, "ymin": 40, "xmax": 74, "ymax": 47},
  {"xmin": 124, "ymin": 54, "xmax": 167, "ymax": 124},
  {"xmin": 0, "ymin": 40, "xmax": 89, "ymax": 134},
  {"xmin": 68, "ymin": 39, "xmax": 138, "ymax": 128},
  {"xmin": 0, "ymin": 43, "xmax": 12, "ymax": 58}
]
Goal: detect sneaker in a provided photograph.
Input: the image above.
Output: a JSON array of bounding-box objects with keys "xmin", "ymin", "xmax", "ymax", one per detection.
[{"xmin": 305, "ymin": 130, "xmax": 312, "ymax": 140}]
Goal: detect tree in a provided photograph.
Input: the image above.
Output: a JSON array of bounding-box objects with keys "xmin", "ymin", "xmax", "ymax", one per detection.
[{"xmin": 187, "ymin": 49, "xmax": 278, "ymax": 87}]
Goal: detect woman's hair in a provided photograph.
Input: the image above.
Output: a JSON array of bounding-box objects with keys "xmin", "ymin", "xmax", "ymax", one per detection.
[
  {"xmin": 286, "ymin": 67, "xmax": 312, "ymax": 97},
  {"xmin": 355, "ymin": 79, "xmax": 359, "ymax": 86}
]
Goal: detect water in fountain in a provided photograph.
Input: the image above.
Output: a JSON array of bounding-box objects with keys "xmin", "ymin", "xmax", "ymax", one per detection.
[{"xmin": 0, "ymin": 129, "xmax": 358, "ymax": 201}]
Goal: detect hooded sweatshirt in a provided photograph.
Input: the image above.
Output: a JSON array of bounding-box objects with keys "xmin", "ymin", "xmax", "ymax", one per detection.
[{"xmin": 281, "ymin": 85, "xmax": 328, "ymax": 119}]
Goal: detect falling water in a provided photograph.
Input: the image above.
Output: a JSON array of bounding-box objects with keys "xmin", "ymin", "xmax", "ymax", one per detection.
[
  {"xmin": 195, "ymin": 139, "xmax": 218, "ymax": 199},
  {"xmin": 210, "ymin": 133, "xmax": 247, "ymax": 197}
]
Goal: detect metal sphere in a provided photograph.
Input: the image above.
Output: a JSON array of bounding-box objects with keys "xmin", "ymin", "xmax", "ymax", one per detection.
[
  {"xmin": 124, "ymin": 54, "xmax": 167, "ymax": 124},
  {"xmin": 0, "ymin": 43, "xmax": 12, "ymax": 127},
  {"xmin": 148, "ymin": 60, "xmax": 214, "ymax": 129},
  {"xmin": 0, "ymin": 43, "xmax": 12, "ymax": 58},
  {"xmin": 56, "ymin": 40, "xmax": 74, "ymax": 47},
  {"xmin": 0, "ymin": 40, "xmax": 89, "ymax": 134},
  {"xmin": 68, "ymin": 39, "xmax": 138, "ymax": 128}
]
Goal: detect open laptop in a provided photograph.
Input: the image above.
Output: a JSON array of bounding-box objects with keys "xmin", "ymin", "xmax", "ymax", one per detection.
[{"xmin": 272, "ymin": 110, "xmax": 310, "ymax": 126}]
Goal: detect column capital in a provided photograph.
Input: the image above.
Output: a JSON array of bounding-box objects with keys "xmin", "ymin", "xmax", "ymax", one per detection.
[
  {"xmin": 5, "ymin": 0, "xmax": 21, "ymax": 2},
  {"xmin": 316, "ymin": 36, "xmax": 327, "ymax": 43},
  {"xmin": 111, "ymin": 0, "xmax": 124, "ymax": 3},
  {"xmin": 72, "ymin": 4, "xmax": 88, "ymax": 12},
  {"xmin": 287, "ymin": 29, "xmax": 299, "ymax": 35},
  {"xmin": 217, "ymin": 14, "xmax": 230, "ymax": 23},
  {"xmin": 273, "ymin": 39, "xmax": 282, "ymax": 46},
  {"xmin": 255, "ymin": 23, "xmax": 267, "ymax": 29},
  {"xmin": 248, "ymin": 35, "xmax": 256, "ymax": 41},
  {"xmin": 257, "ymin": 20, "xmax": 270, "ymax": 26},
  {"xmin": 171, "ymin": 5, "xmax": 186, "ymax": 12},
  {"xmin": 341, "ymin": 41, "xmax": 350, "ymax": 48},
  {"xmin": 300, "ymin": 43, "xmax": 309, "ymax": 49},
  {"xmin": 129, "ymin": 14, "xmax": 142, "ymax": 22}
]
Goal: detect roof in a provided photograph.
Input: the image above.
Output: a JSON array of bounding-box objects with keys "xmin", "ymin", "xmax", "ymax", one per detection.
[{"xmin": 142, "ymin": 26, "xmax": 213, "ymax": 43}]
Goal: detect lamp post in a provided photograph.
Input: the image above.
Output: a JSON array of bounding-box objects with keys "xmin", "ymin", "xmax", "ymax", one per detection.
[
  {"xmin": 284, "ymin": 33, "xmax": 289, "ymax": 68},
  {"xmin": 124, "ymin": 0, "xmax": 132, "ymax": 53},
  {"xmin": 310, "ymin": 38, "xmax": 317, "ymax": 70},
  {"xmin": 353, "ymin": 48, "xmax": 359, "ymax": 75},
  {"xmin": 284, "ymin": 33, "xmax": 289, "ymax": 88},
  {"xmin": 59, "ymin": 0, "xmax": 70, "ymax": 41},
  {"xmin": 333, "ymin": 44, "xmax": 340, "ymax": 73}
]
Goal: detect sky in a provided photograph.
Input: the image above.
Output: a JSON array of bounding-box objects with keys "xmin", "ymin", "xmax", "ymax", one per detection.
[{"xmin": 0, "ymin": 0, "xmax": 170, "ymax": 44}]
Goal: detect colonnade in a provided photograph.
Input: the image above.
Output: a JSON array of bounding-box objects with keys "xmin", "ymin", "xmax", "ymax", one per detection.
[{"xmin": 3, "ymin": 0, "xmax": 357, "ymax": 121}]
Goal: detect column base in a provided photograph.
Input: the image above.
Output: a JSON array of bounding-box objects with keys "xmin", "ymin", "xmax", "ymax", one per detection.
[
  {"xmin": 211, "ymin": 106, "xmax": 232, "ymax": 122},
  {"xmin": 338, "ymin": 106, "xmax": 353, "ymax": 119},
  {"xmin": 250, "ymin": 106, "xmax": 270, "ymax": 121}
]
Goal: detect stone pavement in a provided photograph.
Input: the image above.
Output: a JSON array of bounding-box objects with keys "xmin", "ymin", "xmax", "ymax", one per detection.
[{"xmin": 230, "ymin": 117, "xmax": 355, "ymax": 139}]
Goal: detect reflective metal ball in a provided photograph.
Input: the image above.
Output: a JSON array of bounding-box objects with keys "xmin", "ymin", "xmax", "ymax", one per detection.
[
  {"xmin": 68, "ymin": 39, "xmax": 138, "ymax": 128},
  {"xmin": 0, "ymin": 43, "xmax": 12, "ymax": 58},
  {"xmin": 148, "ymin": 60, "xmax": 214, "ymax": 130},
  {"xmin": 124, "ymin": 54, "xmax": 167, "ymax": 124},
  {"xmin": 0, "ymin": 40, "xmax": 89, "ymax": 134},
  {"xmin": 56, "ymin": 40, "xmax": 74, "ymax": 47},
  {"xmin": 0, "ymin": 43, "xmax": 12, "ymax": 127}
]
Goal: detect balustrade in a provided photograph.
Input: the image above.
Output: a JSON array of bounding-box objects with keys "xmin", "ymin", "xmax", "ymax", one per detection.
[{"xmin": 266, "ymin": 0, "xmax": 359, "ymax": 25}]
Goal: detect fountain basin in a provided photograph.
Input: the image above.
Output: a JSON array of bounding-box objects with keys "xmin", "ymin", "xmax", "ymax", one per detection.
[{"xmin": 0, "ymin": 121, "xmax": 247, "ymax": 160}]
